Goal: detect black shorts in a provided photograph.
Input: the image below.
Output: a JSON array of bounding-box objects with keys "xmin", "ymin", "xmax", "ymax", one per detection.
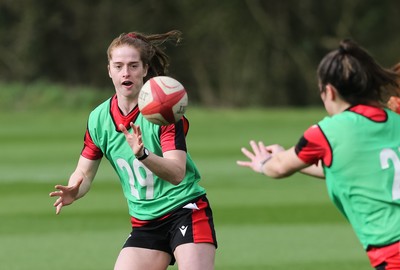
[{"xmin": 122, "ymin": 195, "xmax": 217, "ymax": 265}]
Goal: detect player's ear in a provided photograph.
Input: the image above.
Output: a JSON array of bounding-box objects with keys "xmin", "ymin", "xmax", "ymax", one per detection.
[
  {"xmin": 143, "ymin": 63, "xmax": 149, "ymax": 78},
  {"xmin": 107, "ymin": 64, "xmax": 112, "ymax": 78},
  {"xmin": 325, "ymin": 84, "xmax": 337, "ymax": 101}
]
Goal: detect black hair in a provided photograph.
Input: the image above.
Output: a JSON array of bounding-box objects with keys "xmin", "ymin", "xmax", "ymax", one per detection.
[{"xmin": 317, "ymin": 39, "xmax": 400, "ymax": 105}]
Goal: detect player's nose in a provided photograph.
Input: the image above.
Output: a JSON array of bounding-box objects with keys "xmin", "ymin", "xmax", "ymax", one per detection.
[{"xmin": 122, "ymin": 65, "xmax": 130, "ymax": 77}]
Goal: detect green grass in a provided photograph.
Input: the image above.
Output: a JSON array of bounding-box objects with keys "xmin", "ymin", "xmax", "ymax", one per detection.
[{"xmin": 0, "ymin": 107, "xmax": 371, "ymax": 269}]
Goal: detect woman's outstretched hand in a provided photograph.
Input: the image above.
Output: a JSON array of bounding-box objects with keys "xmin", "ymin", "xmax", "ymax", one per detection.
[
  {"xmin": 49, "ymin": 178, "xmax": 83, "ymax": 214},
  {"xmin": 237, "ymin": 140, "xmax": 273, "ymax": 173}
]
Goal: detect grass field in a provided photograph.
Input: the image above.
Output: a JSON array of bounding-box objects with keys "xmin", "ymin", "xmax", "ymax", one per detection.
[{"xmin": 0, "ymin": 107, "xmax": 372, "ymax": 269}]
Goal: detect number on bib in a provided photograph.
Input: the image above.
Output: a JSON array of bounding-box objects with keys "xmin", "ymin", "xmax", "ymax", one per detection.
[
  {"xmin": 116, "ymin": 158, "xmax": 154, "ymax": 199},
  {"xmin": 380, "ymin": 148, "xmax": 400, "ymax": 200}
]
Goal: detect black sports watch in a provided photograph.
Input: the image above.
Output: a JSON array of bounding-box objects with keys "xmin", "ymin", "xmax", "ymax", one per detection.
[{"xmin": 136, "ymin": 147, "xmax": 149, "ymax": 161}]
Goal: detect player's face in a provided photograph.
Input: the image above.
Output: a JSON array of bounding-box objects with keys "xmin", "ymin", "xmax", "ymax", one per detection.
[{"xmin": 108, "ymin": 45, "xmax": 148, "ymax": 100}]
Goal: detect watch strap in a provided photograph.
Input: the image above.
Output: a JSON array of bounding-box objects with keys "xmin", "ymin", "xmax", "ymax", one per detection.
[{"xmin": 136, "ymin": 147, "xmax": 149, "ymax": 161}]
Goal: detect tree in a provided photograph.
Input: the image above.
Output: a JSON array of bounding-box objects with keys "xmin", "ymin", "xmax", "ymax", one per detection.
[{"xmin": 1, "ymin": 0, "xmax": 399, "ymax": 106}]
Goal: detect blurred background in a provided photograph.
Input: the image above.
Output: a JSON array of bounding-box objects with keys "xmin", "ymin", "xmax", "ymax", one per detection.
[
  {"xmin": 1, "ymin": 0, "xmax": 399, "ymax": 109},
  {"xmin": 1, "ymin": 1, "xmax": 399, "ymax": 269}
]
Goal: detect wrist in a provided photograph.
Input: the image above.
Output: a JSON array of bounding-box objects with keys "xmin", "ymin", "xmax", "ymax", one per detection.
[
  {"xmin": 259, "ymin": 156, "xmax": 272, "ymax": 174},
  {"xmin": 135, "ymin": 147, "xmax": 149, "ymax": 161}
]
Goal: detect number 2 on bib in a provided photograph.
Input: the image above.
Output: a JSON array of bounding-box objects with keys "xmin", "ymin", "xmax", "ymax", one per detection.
[{"xmin": 380, "ymin": 148, "xmax": 400, "ymax": 200}]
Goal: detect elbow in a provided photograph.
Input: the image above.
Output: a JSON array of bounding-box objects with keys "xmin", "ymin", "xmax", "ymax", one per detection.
[{"xmin": 168, "ymin": 167, "xmax": 186, "ymax": 186}]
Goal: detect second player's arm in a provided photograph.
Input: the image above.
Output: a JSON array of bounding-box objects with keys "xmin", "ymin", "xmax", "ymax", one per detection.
[
  {"xmin": 262, "ymin": 146, "xmax": 325, "ymax": 179},
  {"xmin": 300, "ymin": 160, "xmax": 325, "ymax": 179}
]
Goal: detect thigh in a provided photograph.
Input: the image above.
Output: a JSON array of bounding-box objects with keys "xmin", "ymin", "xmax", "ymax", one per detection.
[
  {"xmin": 174, "ymin": 243, "xmax": 216, "ymax": 270},
  {"xmin": 170, "ymin": 195, "xmax": 218, "ymax": 251},
  {"xmin": 114, "ymin": 247, "xmax": 171, "ymax": 270}
]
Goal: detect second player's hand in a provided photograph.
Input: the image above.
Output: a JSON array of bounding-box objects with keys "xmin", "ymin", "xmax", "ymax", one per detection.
[
  {"xmin": 387, "ymin": 96, "xmax": 400, "ymax": 114},
  {"xmin": 237, "ymin": 140, "xmax": 273, "ymax": 173}
]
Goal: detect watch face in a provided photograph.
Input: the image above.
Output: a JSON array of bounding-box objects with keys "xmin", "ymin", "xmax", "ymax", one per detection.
[{"xmin": 138, "ymin": 148, "xmax": 149, "ymax": 160}]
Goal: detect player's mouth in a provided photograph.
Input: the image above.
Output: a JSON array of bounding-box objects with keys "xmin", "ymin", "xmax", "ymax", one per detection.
[{"xmin": 122, "ymin": 80, "xmax": 133, "ymax": 87}]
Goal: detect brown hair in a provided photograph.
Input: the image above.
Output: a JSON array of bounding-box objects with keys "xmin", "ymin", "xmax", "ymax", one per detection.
[
  {"xmin": 107, "ymin": 30, "xmax": 182, "ymax": 82},
  {"xmin": 317, "ymin": 39, "xmax": 400, "ymax": 105}
]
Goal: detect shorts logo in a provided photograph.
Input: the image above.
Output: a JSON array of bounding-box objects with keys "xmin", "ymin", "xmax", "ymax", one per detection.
[{"xmin": 179, "ymin": 225, "xmax": 188, "ymax": 237}]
